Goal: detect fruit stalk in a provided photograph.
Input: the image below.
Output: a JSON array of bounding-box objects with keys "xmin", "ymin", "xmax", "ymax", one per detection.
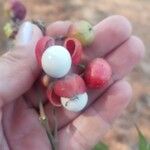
[
  {"xmin": 39, "ymin": 100, "xmax": 56, "ymax": 150},
  {"xmin": 35, "ymin": 82, "xmax": 57, "ymax": 150},
  {"xmin": 52, "ymin": 107, "xmax": 58, "ymax": 149}
]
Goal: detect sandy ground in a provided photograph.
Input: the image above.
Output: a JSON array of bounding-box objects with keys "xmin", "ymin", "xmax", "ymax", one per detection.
[{"xmin": 0, "ymin": 0, "xmax": 150, "ymax": 149}]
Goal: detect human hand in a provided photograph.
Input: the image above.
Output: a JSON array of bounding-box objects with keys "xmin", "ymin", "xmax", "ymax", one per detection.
[{"xmin": 0, "ymin": 16, "xmax": 144, "ymax": 150}]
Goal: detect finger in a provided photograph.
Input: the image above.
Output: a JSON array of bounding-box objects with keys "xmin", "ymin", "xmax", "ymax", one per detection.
[
  {"xmin": 0, "ymin": 22, "xmax": 43, "ymax": 107},
  {"xmin": 83, "ymin": 15, "xmax": 132, "ymax": 61},
  {"xmin": 2, "ymin": 97, "xmax": 51, "ymax": 150},
  {"xmin": 45, "ymin": 35, "xmax": 145, "ymax": 128},
  {"xmin": 24, "ymin": 79, "xmax": 48, "ymax": 108},
  {"xmin": 58, "ymin": 80, "xmax": 132, "ymax": 150},
  {"xmin": 46, "ymin": 21, "xmax": 71, "ymax": 37}
]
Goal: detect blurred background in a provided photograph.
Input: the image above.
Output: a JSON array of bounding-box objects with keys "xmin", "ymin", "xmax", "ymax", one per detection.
[{"xmin": 0, "ymin": 0, "xmax": 150, "ymax": 149}]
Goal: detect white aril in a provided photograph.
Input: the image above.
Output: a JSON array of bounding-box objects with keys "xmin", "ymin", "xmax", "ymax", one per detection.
[
  {"xmin": 61, "ymin": 93, "xmax": 88, "ymax": 112},
  {"xmin": 41, "ymin": 46, "xmax": 71, "ymax": 78}
]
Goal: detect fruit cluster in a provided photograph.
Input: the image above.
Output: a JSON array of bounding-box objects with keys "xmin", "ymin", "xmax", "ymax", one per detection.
[
  {"xmin": 3, "ymin": 0, "xmax": 26, "ymax": 38},
  {"xmin": 35, "ymin": 21, "xmax": 112, "ymax": 112}
]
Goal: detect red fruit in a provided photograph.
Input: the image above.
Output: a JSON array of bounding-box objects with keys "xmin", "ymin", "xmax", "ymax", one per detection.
[
  {"xmin": 11, "ymin": 1, "xmax": 26, "ymax": 21},
  {"xmin": 35, "ymin": 36, "xmax": 55, "ymax": 66},
  {"xmin": 54, "ymin": 74, "xmax": 86, "ymax": 98},
  {"xmin": 64, "ymin": 38, "xmax": 83, "ymax": 65},
  {"xmin": 47, "ymin": 88, "xmax": 61, "ymax": 107},
  {"xmin": 84, "ymin": 58, "xmax": 112, "ymax": 88}
]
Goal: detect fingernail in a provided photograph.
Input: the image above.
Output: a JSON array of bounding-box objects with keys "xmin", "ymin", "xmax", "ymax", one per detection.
[{"xmin": 16, "ymin": 21, "xmax": 33, "ymax": 46}]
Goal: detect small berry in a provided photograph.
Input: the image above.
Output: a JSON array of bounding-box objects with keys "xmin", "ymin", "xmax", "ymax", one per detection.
[
  {"xmin": 54, "ymin": 74, "xmax": 86, "ymax": 98},
  {"xmin": 84, "ymin": 58, "xmax": 112, "ymax": 88},
  {"xmin": 35, "ymin": 36, "xmax": 55, "ymax": 66},
  {"xmin": 64, "ymin": 37, "xmax": 83, "ymax": 65},
  {"xmin": 11, "ymin": 1, "xmax": 27, "ymax": 21},
  {"xmin": 47, "ymin": 88, "xmax": 61, "ymax": 107},
  {"xmin": 41, "ymin": 46, "xmax": 72, "ymax": 78},
  {"xmin": 67, "ymin": 20, "xmax": 94, "ymax": 46},
  {"xmin": 61, "ymin": 92, "xmax": 88, "ymax": 112}
]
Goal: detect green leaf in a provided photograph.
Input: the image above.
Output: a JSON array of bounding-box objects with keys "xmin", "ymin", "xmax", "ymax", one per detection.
[
  {"xmin": 93, "ymin": 142, "xmax": 109, "ymax": 150},
  {"xmin": 136, "ymin": 126, "xmax": 150, "ymax": 150}
]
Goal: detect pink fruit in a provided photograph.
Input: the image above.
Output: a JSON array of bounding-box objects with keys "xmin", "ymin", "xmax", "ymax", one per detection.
[
  {"xmin": 84, "ymin": 58, "xmax": 112, "ymax": 88},
  {"xmin": 11, "ymin": 1, "xmax": 27, "ymax": 21},
  {"xmin": 47, "ymin": 88, "xmax": 61, "ymax": 107},
  {"xmin": 54, "ymin": 74, "xmax": 86, "ymax": 98},
  {"xmin": 64, "ymin": 37, "xmax": 83, "ymax": 65},
  {"xmin": 35, "ymin": 36, "xmax": 55, "ymax": 66}
]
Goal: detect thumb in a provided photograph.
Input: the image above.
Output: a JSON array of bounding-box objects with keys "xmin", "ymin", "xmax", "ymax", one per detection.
[{"xmin": 0, "ymin": 21, "xmax": 43, "ymax": 107}]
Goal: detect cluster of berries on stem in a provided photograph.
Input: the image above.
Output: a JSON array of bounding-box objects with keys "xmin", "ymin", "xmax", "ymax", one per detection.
[{"xmin": 35, "ymin": 20, "xmax": 112, "ymax": 112}]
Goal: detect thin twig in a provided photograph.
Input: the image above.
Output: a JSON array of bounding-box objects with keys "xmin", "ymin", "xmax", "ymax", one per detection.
[
  {"xmin": 35, "ymin": 82, "xmax": 56, "ymax": 150},
  {"xmin": 52, "ymin": 107, "xmax": 58, "ymax": 149}
]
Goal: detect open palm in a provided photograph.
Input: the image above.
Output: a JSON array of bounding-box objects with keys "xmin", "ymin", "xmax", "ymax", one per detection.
[{"xmin": 0, "ymin": 16, "xmax": 144, "ymax": 150}]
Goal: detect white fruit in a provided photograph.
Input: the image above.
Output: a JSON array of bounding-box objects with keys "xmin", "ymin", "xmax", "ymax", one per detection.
[
  {"xmin": 41, "ymin": 46, "xmax": 71, "ymax": 78},
  {"xmin": 61, "ymin": 93, "xmax": 88, "ymax": 112}
]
